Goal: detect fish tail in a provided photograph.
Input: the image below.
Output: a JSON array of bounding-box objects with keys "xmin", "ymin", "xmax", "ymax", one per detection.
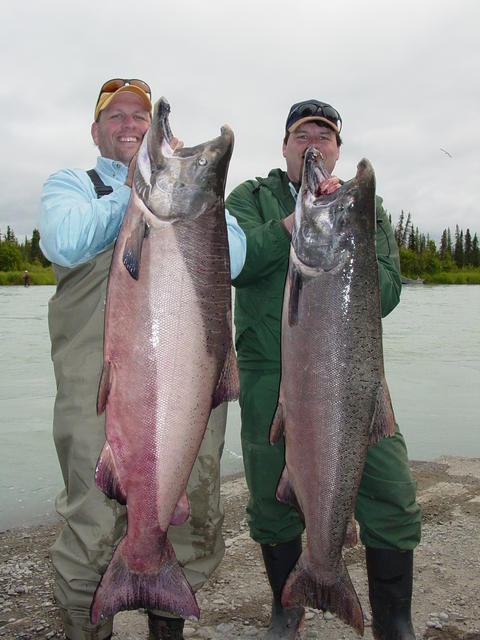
[
  {"xmin": 281, "ymin": 554, "xmax": 364, "ymax": 636},
  {"xmin": 90, "ymin": 536, "xmax": 199, "ymax": 625}
]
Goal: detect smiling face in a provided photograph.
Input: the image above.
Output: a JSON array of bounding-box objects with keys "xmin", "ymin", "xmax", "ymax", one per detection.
[
  {"xmin": 91, "ymin": 92, "xmax": 151, "ymax": 165},
  {"xmin": 283, "ymin": 121, "xmax": 340, "ymax": 184}
]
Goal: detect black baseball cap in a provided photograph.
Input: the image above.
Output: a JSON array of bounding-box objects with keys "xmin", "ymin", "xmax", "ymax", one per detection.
[{"xmin": 286, "ymin": 99, "xmax": 342, "ymax": 134}]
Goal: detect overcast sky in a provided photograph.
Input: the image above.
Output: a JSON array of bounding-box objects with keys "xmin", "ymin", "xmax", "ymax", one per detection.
[{"xmin": 2, "ymin": 0, "xmax": 479, "ymax": 244}]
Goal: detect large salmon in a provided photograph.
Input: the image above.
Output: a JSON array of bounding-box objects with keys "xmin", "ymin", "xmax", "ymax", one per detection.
[
  {"xmin": 90, "ymin": 98, "xmax": 238, "ymax": 624},
  {"xmin": 270, "ymin": 149, "xmax": 396, "ymax": 635}
]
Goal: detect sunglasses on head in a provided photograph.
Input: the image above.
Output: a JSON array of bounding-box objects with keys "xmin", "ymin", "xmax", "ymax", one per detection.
[
  {"xmin": 95, "ymin": 78, "xmax": 152, "ymax": 108},
  {"xmin": 289, "ymin": 100, "xmax": 342, "ymax": 133}
]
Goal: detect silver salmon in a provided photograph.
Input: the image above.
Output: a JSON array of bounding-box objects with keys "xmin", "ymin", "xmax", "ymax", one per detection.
[
  {"xmin": 270, "ymin": 149, "xmax": 395, "ymax": 636},
  {"xmin": 90, "ymin": 98, "xmax": 238, "ymax": 624}
]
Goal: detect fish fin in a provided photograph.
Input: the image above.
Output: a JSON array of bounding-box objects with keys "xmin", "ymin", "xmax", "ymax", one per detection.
[
  {"xmin": 269, "ymin": 402, "xmax": 285, "ymax": 443},
  {"xmin": 212, "ymin": 343, "xmax": 240, "ymax": 407},
  {"xmin": 288, "ymin": 265, "xmax": 302, "ymax": 326},
  {"xmin": 90, "ymin": 535, "xmax": 200, "ymax": 625},
  {"xmin": 369, "ymin": 377, "xmax": 396, "ymax": 445},
  {"xmin": 171, "ymin": 493, "xmax": 190, "ymax": 525},
  {"xmin": 94, "ymin": 441, "xmax": 127, "ymax": 505},
  {"xmin": 344, "ymin": 514, "xmax": 358, "ymax": 548},
  {"xmin": 96, "ymin": 360, "xmax": 113, "ymax": 415},
  {"xmin": 122, "ymin": 213, "xmax": 147, "ymax": 280},
  {"xmin": 276, "ymin": 467, "xmax": 304, "ymax": 518},
  {"xmin": 282, "ymin": 552, "xmax": 364, "ymax": 635}
]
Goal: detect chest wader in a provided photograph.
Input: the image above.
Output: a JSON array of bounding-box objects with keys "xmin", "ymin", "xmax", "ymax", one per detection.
[{"xmin": 48, "ymin": 169, "xmax": 118, "ymax": 639}]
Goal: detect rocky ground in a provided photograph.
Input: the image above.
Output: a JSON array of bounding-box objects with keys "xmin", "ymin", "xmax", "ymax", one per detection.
[{"xmin": 1, "ymin": 456, "xmax": 480, "ymax": 640}]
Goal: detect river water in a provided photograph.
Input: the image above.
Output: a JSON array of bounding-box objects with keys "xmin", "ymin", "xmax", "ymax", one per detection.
[{"xmin": 1, "ymin": 284, "xmax": 479, "ymax": 530}]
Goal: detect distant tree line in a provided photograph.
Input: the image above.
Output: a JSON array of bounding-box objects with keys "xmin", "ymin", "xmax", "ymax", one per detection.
[
  {"xmin": 0, "ymin": 226, "xmax": 50, "ymax": 272},
  {"xmin": 389, "ymin": 211, "xmax": 479, "ymax": 277},
  {"xmin": 1, "ymin": 218, "xmax": 479, "ymax": 278}
]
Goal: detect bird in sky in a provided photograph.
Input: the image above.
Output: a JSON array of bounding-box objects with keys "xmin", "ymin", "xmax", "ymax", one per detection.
[{"xmin": 440, "ymin": 147, "xmax": 453, "ymax": 158}]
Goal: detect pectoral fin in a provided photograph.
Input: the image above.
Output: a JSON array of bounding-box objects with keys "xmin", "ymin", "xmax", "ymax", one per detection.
[
  {"xmin": 288, "ymin": 265, "xmax": 302, "ymax": 326},
  {"xmin": 122, "ymin": 211, "xmax": 148, "ymax": 280},
  {"xmin": 97, "ymin": 360, "xmax": 113, "ymax": 415}
]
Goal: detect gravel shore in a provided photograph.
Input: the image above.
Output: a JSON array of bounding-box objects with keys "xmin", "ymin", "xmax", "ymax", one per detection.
[{"xmin": 1, "ymin": 456, "xmax": 480, "ymax": 640}]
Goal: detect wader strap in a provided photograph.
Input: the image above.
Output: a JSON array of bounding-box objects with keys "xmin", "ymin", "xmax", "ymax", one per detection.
[{"xmin": 87, "ymin": 169, "xmax": 114, "ymax": 198}]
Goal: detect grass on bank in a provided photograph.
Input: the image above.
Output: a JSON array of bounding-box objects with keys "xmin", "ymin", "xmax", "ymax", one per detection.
[
  {"xmin": 1, "ymin": 266, "xmax": 480, "ymax": 286},
  {"xmin": 0, "ymin": 266, "xmax": 56, "ymax": 286},
  {"xmin": 416, "ymin": 269, "xmax": 480, "ymax": 285}
]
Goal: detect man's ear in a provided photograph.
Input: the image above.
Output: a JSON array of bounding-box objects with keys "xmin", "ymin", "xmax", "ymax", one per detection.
[
  {"xmin": 91, "ymin": 121, "xmax": 99, "ymax": 146},
  {"xmin": 282, "ymin": 140, "xmax": 287, "ymax": 159}
]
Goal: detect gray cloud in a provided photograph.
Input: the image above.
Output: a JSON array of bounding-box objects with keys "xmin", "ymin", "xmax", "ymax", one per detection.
[{"xmin": 1, "ymin": 0, "xmax": 479, "ymax": 243}]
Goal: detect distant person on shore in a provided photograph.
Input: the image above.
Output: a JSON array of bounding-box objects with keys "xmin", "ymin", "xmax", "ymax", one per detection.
[
  {"xmin": 23, "ymin": 270, "xmax": 29, "ymax": 286},
  {"xmin": 226, "ymin": 98, "xmax": 422, "ymax": 639},
  {"xmin": 38, "ymin": 78, "xmax": 246, "ymax": 640}
]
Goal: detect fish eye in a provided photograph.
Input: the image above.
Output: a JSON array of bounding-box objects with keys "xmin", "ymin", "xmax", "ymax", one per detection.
[{"xmin": 198, "ymin": 157, "xmax": 207, "ymax": 166}]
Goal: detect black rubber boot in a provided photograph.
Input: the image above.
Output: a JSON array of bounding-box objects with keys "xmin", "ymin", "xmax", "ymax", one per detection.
[
  {"xmin": 147, "ymin": 613, "xmax": 185, "ymax": 640},
  {"xmin": 366, "ymin": 548, "xmax": 416, "ymax": 640},
  {"xmin": 260, "ymin": 537, "xmax": 305, "ymax": 639}
]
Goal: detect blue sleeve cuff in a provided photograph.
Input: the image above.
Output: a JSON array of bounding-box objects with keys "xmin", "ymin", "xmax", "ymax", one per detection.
[{"xmin": 225, "ymin": 209, "xmax": 246, "ymax": 279}]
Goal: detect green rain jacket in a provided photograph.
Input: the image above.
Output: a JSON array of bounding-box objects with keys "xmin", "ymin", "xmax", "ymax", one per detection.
[{"xmin": 227, "ymin": 168, "xmax": 401, "ymax": 371}]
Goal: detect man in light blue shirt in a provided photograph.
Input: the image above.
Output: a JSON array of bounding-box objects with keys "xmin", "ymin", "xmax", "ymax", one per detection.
[
  {"xmin": 39, "ymin": 92, "xmax": 245, "ymax": 276},
  {"xmin": 40, "ymin": 78, "xmax": 245, "ymax": 640}
]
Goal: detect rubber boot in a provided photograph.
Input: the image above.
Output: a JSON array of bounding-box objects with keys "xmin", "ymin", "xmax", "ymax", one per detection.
[
  {"xmin": 147, "ymin": 613, "xmax": 185, "ymax": 640},
  {"xmin": 366, "ymin": 548, "xmax": 416, "ymax": 640},
  {"xmin": 260, "ymin": 536, "xmax": 305, "ymax": 639}
]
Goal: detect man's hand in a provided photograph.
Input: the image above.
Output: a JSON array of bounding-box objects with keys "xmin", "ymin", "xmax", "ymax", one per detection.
[
  {"xmin": 281, "ymin": 176, "xmax": 341, "ymax": 237},
  {"xmin": 317, "ymin": 176, "xmax": 341, "ymax": 195},
  {"xmin": 171, "ymin": 137, "xmax": 184, "ymax": 151}
]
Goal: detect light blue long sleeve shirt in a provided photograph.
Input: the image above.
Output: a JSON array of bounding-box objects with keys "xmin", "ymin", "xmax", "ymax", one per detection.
[{"xmin": 39, "ymin": 156, "xmax": 246, "ymax": 278}]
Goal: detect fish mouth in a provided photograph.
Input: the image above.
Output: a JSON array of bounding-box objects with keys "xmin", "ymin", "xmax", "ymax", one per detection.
[
  {"xmin": 134, "ymin": 98, "xmax": 174, "ymax": 201},
  {"xmin": 292, "ymin": 152, "xmax": 376, "ymax": 273},
  {"xmin": 133, "ymin": 98, "xmax": 234, "ymax": 218},
  {"xmin": 139, "ymin": 98, "xmax": 233, "ymax": 167},
  {"xmin": 302, "ymin": 147, "xmax": 331, "ymax": 203},
  {"xmin": 150, "ymin": 97, "xmax": 175, "ymax": 161},
  {"xmin": 293, "ymin": 147, "xmax": 348, "ymax": 272}
]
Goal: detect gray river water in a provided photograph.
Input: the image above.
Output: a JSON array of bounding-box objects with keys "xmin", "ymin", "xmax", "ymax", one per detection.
[{"xmin": 0, "ymin": 284, "xmax": 478, "ymax": 530}]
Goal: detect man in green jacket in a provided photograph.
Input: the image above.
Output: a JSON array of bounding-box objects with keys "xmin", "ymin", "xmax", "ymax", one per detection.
[{"xmin": 226, "ymin": 99, "xmax": 421, "ymax": 640}]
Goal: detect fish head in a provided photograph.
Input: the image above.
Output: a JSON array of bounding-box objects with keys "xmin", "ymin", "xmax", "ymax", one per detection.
[
  {"xmin": 292, "ymin": 148, "xmax": 376, "ymax": 274},
  {"xmin": 134, "ymin": 97, "xmax": 234, "ymax": 223}
]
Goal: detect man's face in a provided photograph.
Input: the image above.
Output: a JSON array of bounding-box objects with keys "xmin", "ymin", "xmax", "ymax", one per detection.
[
  {"xmin": 91, "ymin": 92, "xmax": 151, "ymax": 165},
  {"xmin": 283, "ymin": 121, "xmax": 340, "ymax": 184}
]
